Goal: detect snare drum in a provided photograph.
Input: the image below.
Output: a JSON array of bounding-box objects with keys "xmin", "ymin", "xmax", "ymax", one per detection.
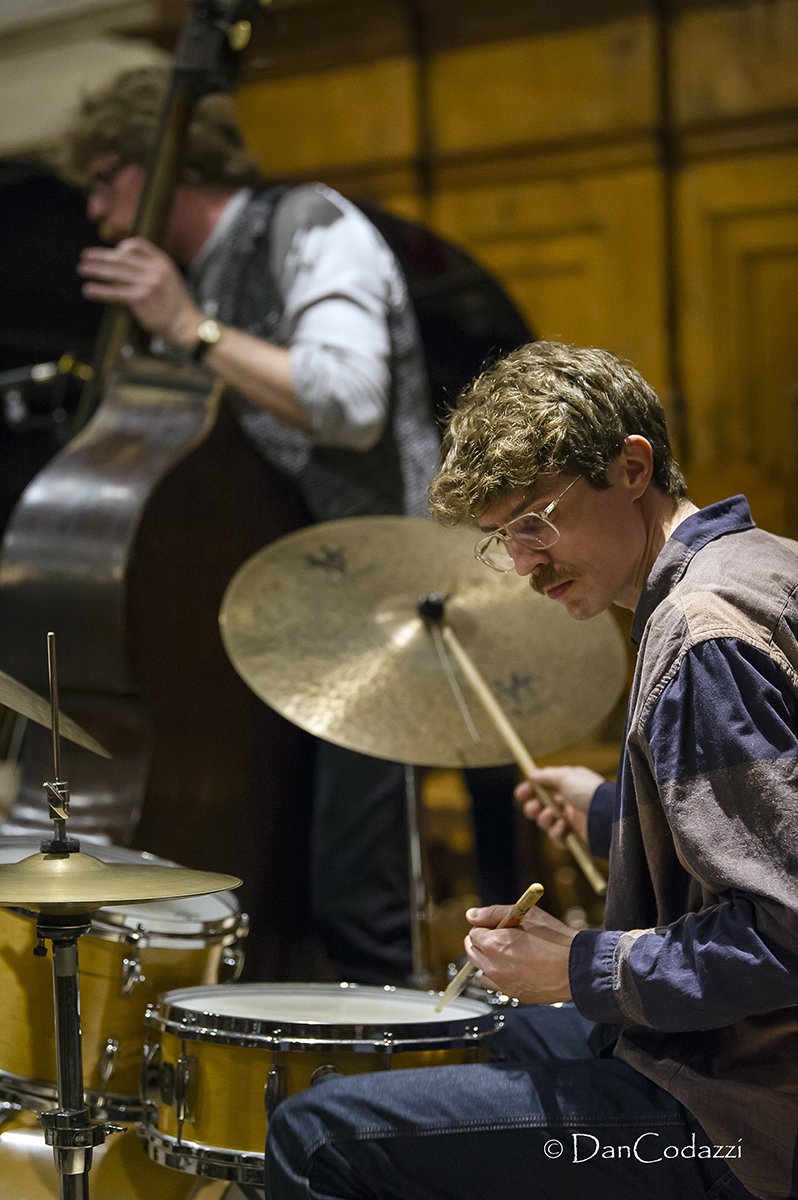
[
  {"xmin": 142, "ymin": 982, "xmax": 501, "ymax": 1184},
  {"xmin": 0, "ymin": 837, "xmax": 246, "ymax": 1120}
]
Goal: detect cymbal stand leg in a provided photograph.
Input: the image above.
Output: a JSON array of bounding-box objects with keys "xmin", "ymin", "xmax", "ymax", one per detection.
[
  {"xmin": 405, "ymin": 764, "xmax": 432, "ymax": 990},
  {"xmin": 36, "ymin": 912, "xmax": 108, "ymax": 1200}
]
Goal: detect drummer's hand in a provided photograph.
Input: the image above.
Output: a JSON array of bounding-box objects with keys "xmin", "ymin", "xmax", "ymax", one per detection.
[
  {"xmin": 465, "ymin": 903, "xmax": 575, "ymax": 1004},
  {"xmin": 516, "ymin": 766, "xmax": 603, "ymax": 847},
  {"xmin": 78, "ymin": 238, "xmax": 203, "ymax": 348}
]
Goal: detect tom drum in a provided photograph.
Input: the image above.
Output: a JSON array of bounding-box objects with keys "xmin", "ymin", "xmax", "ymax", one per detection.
[{"xmin": 0, "ymin": 837, "xmax": 247, "ymax": 1121}]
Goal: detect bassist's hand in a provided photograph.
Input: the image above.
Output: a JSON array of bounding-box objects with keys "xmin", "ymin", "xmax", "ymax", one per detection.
[{"xmin": 79, "ymin": 238, "xmax": 203, "ymax": 349}]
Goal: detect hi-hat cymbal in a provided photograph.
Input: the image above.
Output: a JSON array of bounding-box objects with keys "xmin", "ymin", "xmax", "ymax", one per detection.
[
  {"xmin": 0, "ymin": 849, "xmax": 240, "ymax": 913},
  {"xmin": 0, "ymin": 666, "xmax": 110, "ymax": 758},
  {"xmin": 219, "ymin": 516, "xmax": 627, "ymax": 768}
]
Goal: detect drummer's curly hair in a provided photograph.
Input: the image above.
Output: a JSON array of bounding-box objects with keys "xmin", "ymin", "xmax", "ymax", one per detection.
[
  {"xmin": 428, "ymin": 342, "xmax": 688, "ymax": 523},
  {"xmin": 54, "ymin": 66, "xmax": 264, "ymax": 190}
]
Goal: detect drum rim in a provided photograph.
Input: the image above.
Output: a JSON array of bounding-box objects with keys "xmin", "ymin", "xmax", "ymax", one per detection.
[
  {"xmin": 0, "ymin": 1067, "xmax": 143, "ymax": 1122},
  {"xmin": 142, "ymin": 1122, "xmax": 265, "ymax": 1184},
  {"xmin": 2, "ymin": 894, "xmax": 245, "ymax": 945},
  {"xmin": 86, "ymin": 898, "xmax": 245, "ymax": 945},
  {"xmin": 146, "ymin": 982, "xmax": 501, "ymax": 1051}
]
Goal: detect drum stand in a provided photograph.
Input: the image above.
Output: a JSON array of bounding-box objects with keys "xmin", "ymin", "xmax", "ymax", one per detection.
[
  {"xmin": 405, "ymin": 764, "xmax": 432, "ymax": 990},
  {"xmin": 35, "ymin": 906, "xmax": 117, "ymax": 1200}
]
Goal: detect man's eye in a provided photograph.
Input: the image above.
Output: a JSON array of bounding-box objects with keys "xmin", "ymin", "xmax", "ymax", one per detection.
[{"xmin": 513, "ymin": 517, "xmax": 544, "ymax": 537}]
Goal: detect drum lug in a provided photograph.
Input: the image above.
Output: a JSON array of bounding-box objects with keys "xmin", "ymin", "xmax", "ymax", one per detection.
[
  {"xmin": 174, "ymin": 1052, "xmax": 197, "ymax": 1126},
  {"xmin": 121, "ymin": 941, "xmax": 145, "ymax": 996},
  {"xmin": 220, "ymin": 942, "xmax": 246, "ymax": 983},
  {"xmin": 141, "ymin": 1040, "xmax": 162, "ymax": 1108},
  {"xmin": 264, "ymin": 1055, "xmax": 284, "ymax": 1119},
  {"xmin": 93, "ymin": 1037, "xmax": 119, "ymax": 1111},
  {"xmin": 159, "ymin": 1060, "xmax": 175, "ymax": 1108}
]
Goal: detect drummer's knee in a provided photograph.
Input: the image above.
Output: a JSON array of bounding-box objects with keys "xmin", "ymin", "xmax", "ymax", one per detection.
[{"xmin": 265, "ymin": 1084, "xmax": 349, "ymax": 1198}]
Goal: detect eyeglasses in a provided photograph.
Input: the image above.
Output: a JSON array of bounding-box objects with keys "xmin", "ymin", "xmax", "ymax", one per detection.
[
  {"xmin": 474, "ymin": 476, "xmax": 580, "ymax": 572},
  {"xmin": 85, "ymin": 161, "xmax": 124, "ymax": 195}
]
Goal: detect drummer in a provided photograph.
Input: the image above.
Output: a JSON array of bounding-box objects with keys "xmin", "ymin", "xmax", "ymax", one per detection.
[{"xmin": 264, "ymin": 341, "xmax": 798, "ymax": 1200}]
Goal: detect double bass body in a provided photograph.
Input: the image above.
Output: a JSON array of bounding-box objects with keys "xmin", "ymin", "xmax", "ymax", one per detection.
[{"xmin": 0, "ymin": 351, "xmax": 311, "ymax": 980}]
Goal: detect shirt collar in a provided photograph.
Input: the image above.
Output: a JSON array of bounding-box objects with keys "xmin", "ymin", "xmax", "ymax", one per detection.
[{"xmin": 630, "ymin": 495, "xmax": 755, "ymax": 643}]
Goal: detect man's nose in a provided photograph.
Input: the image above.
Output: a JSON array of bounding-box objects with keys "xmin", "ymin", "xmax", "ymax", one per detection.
[
  {"xmin": 86, "ymin": 191, "xmax": 107, "ymax": 221},
  {"xmin": 508, "ymin": 540, "xmax": 549, "ymax": 577}
]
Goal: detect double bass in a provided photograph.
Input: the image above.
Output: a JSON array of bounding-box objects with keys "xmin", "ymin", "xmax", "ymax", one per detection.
[{"xmin": 0, "ymin": 0, "xmax": 312, "ymax": 981}]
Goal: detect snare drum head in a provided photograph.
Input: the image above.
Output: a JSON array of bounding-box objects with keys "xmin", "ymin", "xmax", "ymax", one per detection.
[
  {"xmin": 152, "ymin": 982, "xmax": 494, "ymax": 1038},
  {"xmin": 0, "ymin": 836, "xmax": 239, "ymax": 940}
]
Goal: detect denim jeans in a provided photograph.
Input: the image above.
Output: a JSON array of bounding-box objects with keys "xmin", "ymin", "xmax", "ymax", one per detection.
[{"xmin": 265, "ymin": 1003, "xmax": 756, "ymax": 1200}]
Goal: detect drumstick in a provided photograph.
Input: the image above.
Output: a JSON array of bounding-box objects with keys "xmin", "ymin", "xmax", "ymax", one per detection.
[
  {"xmin": 434, "ymin": 882, "xmax": 544, "ymax": 1012},
  {"xmin": 440, "ymin": 625, "xmax": 607, "ymax": 896}
]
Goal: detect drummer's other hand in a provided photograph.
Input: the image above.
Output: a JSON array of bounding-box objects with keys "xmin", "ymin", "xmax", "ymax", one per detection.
[
  {"xmin": 465, "ymin": 903, "xmax": 575, "ymax": 1004},
  {"xmin": 515, "ymin": 766, "xmax": 604, "ymax": 846},
  {"xmin": 78, "ymin": 239, "xmax": 203, "ymax": 347}
]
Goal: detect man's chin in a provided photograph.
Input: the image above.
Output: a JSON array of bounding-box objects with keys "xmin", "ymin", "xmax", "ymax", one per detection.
[{"xmin": 98, "ymin": 221, "xmax": 129, "ymax": 244}]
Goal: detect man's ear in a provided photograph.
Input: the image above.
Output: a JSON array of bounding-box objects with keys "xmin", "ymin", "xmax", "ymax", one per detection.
[{"xmin": 617, "ymin": 435, "xmax": 653, "ymax": 498}]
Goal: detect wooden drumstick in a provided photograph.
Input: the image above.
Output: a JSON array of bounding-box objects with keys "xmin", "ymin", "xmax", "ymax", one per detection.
[
  {"xmin": 440, "ymin": 625, "xmax": 607, "ymax": 896},
  {"xmin": 435, "ymin": 881, "xmax": 544, "ymax": 1011}
]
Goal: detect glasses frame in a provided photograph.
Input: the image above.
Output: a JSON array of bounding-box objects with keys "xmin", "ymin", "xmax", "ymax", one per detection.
[
  {"xmin": 84, "ymin": 159, "xmax": 127, "ymax": 197},
  {"xmin": 474, "ymin": 476, "xmax": 580, "ymax": 572}
]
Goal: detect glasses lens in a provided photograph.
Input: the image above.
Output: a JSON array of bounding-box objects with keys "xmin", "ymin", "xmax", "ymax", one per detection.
[
  {"xmin": 475, "ymin": 513, "xmax": 561, "ymax": 572},
  {"xmin": 507, "ymin": 513, "xmax": 559, "ymax": 547},
  {"xmin": 475, "ymin": 536, "xmax": 515, "ymax": 571}
]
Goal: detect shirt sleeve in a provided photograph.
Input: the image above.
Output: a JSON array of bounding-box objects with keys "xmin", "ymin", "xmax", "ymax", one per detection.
[
  {"xmin": 271, "ymin": 187, "xmax": 402, "ymax": 450},
  {"xmin": 587, "ymin": 780, "xmax": 616, "ymax": 859},
  {"xmin": 570, "ymin": 636, "xmax": 798, "ymax": 1031}
]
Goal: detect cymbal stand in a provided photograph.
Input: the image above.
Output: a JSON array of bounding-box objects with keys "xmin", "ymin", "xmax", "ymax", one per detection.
[
  {"xmin": 36, "ymin": 633, "xmax": 118, "ymax": 1199},
  {"xmin": 405, "ymin": 764, "xmax": 432, "ymax": 989}
]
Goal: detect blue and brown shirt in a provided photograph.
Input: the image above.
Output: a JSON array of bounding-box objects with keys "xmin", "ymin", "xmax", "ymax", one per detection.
[{"xmin": 571, "ymin": 496, "xmax": 798, "ymax": 1200}]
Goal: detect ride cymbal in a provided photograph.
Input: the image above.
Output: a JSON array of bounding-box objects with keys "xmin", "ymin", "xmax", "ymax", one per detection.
[
  {"xmin": 219, "ymin": 516, "xmax": 627, "ymax": 768},
  {"xmin": 0, "ymin": 849, "xmax": 240, "ymax": 913},
  {"xmin": 0, "ymin": 666, "xmax": 110, "ymax": 758}
]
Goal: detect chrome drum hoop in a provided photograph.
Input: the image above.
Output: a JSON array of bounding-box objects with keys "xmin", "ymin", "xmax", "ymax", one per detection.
[
  {"xmin": 145, "ymin": 982, "xmax": 502, "ymax": 1054},
  {"xmin": 0, "ymin": 1068, "xmax": 144, "ymax": 1123},
  {"xmin": 141, "ymin": 1122, "xmax": 265, "ymax": 1185}
]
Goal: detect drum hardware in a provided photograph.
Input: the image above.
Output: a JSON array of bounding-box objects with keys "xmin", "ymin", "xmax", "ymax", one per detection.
[
  {"xmin": 220, "ymin": 929, "xmax": 247, "ymax": 981},
  {"xmin": 94, "ymin": 1041, "xmax": 120, "ymax": 1115},
  {"xmin": 121, "ymin": 936, "xmax": 145, "ymax": 996},
  {"xmin": 140, "ymin": 1039, "xmax": 163, "ymax": 1110},
  {"xmin": 264, "ymin": 1053, "xmax": 284, "ymax": 1119},
  {"xmin": 0, "ymin": 855, "xmax": 246, "ymax": 1123},
  {"xmin": 174, "ymin": 1051, "xmax": 198, "ymax": 1133},
  {"xmin": 0, "ymin": 634, "xmax": 241, "ymax": 1198}
]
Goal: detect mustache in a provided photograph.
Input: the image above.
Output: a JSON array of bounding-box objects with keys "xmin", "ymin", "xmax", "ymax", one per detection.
[{"xmin": 530, "ymin": 566, "xmax": 577, "ymax": 595}]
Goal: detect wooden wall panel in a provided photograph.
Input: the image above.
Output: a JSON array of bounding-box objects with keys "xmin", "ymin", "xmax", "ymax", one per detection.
[
  {"xmin": 431, "ymin": 168, "xmax": 665, "ymax": 390},
  {"xmin": 678, "ymin": 151, "xmax": 798, "ymax": 530},
  {"xmin": 675, "ymin": 1, "xmax": 798, "ymax": 122},
  {"xmin": 236, "ymin": 56, "xmax": 416, "ymax": 176},
  {"xmin": 430, "ymin": 18, "xmax": 655, "ymax": 152}
]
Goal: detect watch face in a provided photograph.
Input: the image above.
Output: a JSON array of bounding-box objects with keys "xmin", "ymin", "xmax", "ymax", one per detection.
[{"xmin": 198, "ymin": 318, "xmax": 221, "ymax": 344}]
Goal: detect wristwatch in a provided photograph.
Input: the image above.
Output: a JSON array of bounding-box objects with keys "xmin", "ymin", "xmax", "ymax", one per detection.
[{"xmin": 192, "ymin": 318, "xmax": 225, "ymax": 363}]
